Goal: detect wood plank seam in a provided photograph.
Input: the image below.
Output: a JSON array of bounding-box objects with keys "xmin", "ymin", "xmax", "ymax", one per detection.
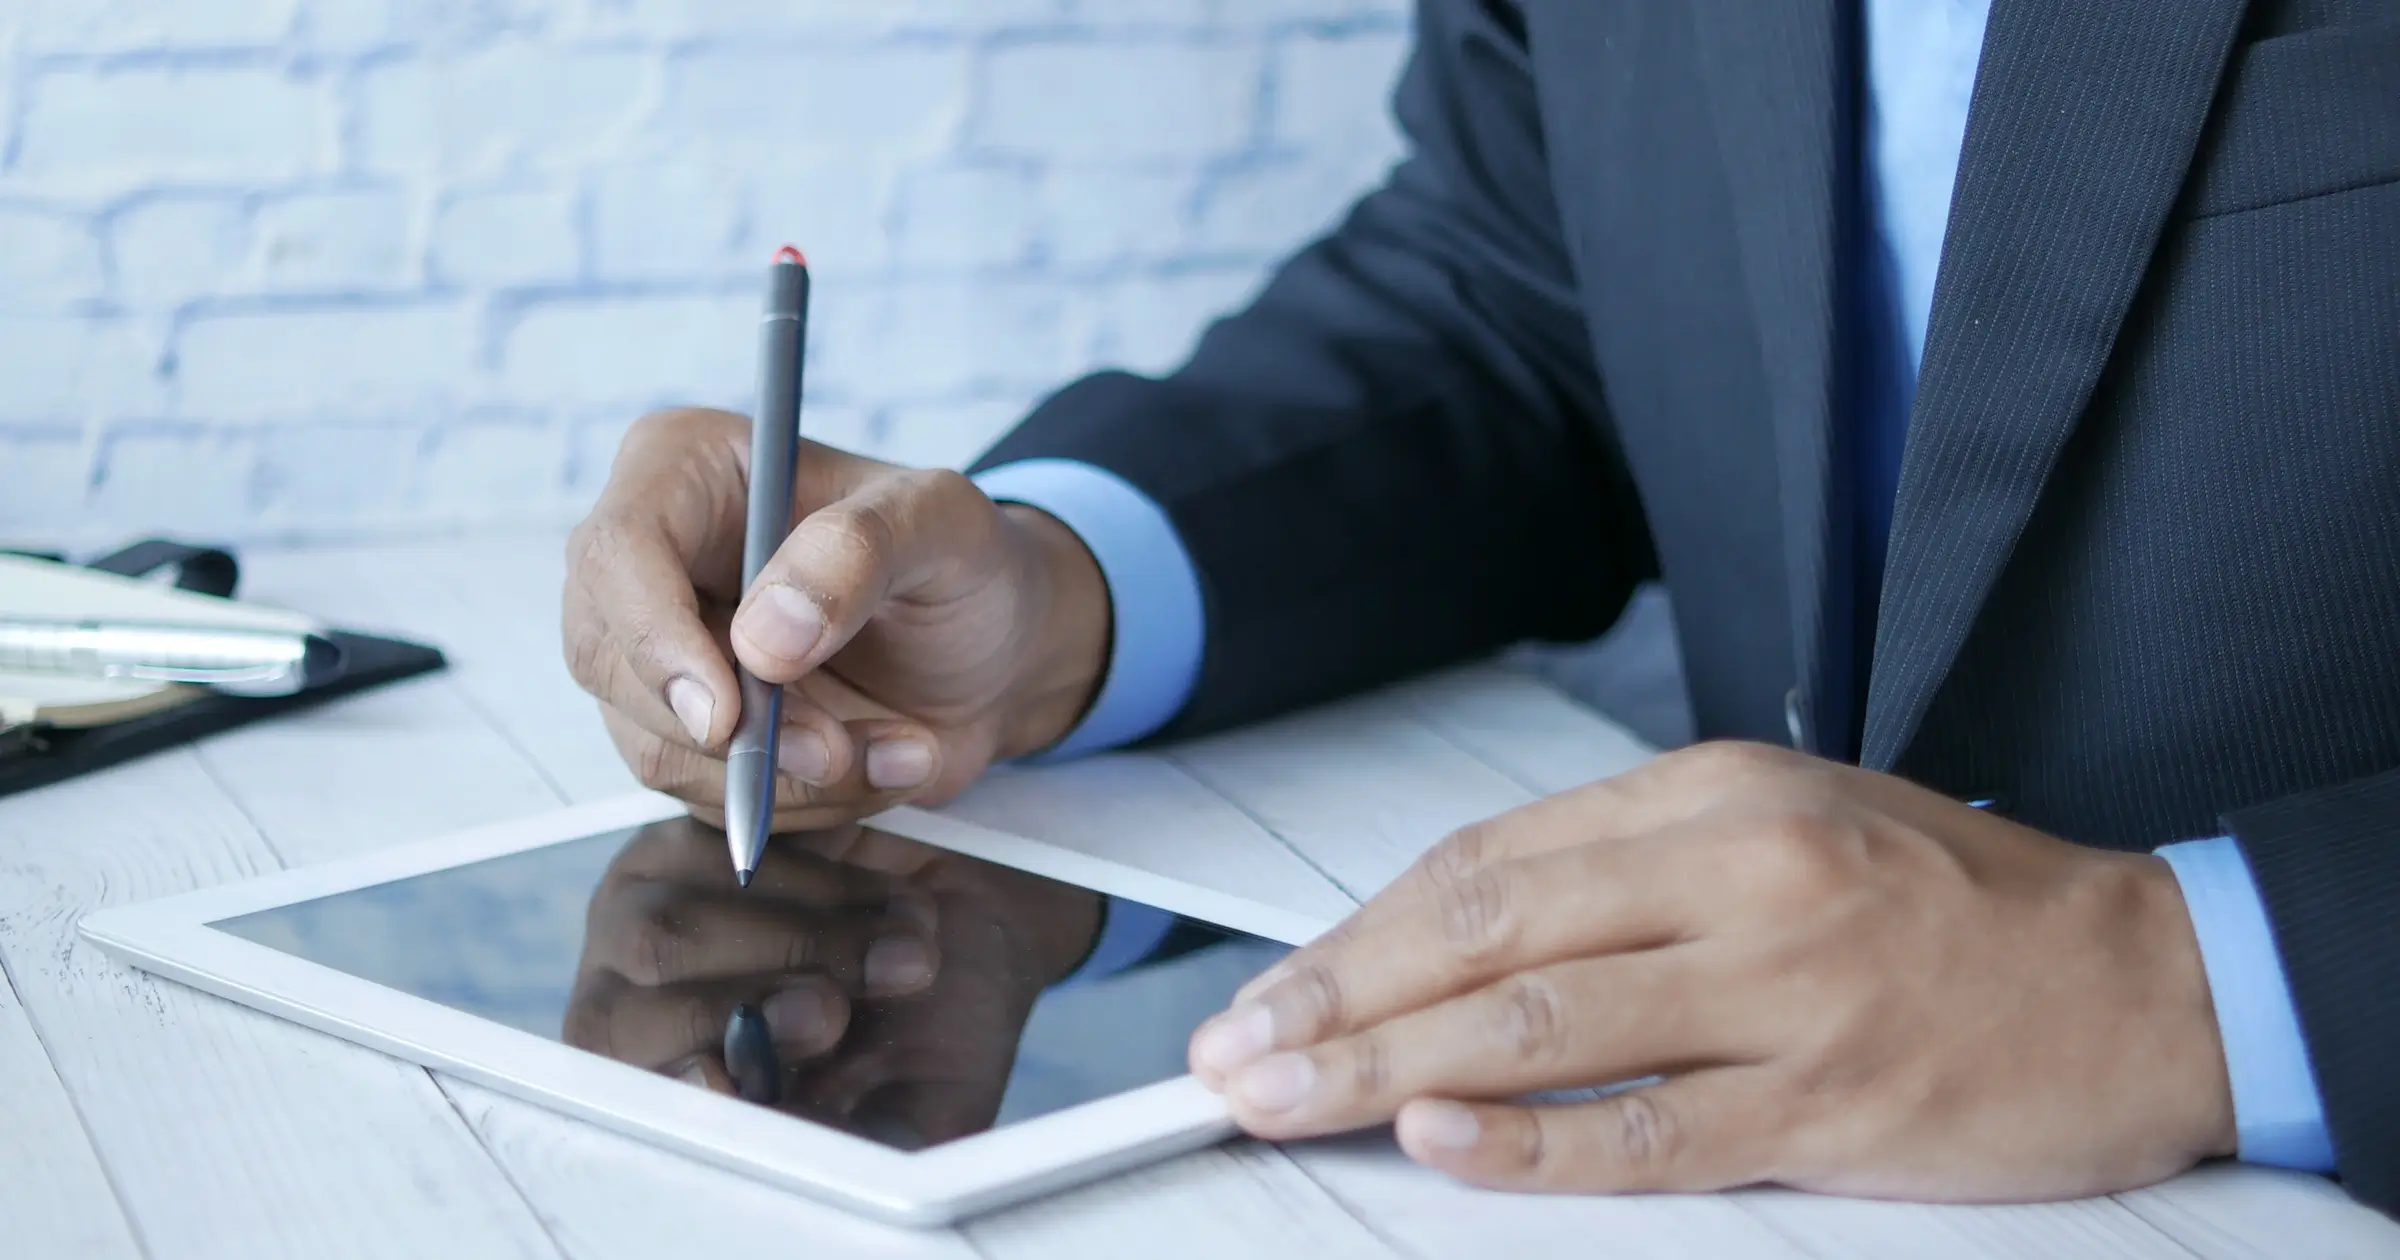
[
  {"xmin": 1240, "ymin": 1145, "xmax": 1430, "ymax": 1260},
  {"xmin": 1158, "ymin": 751, "xmax": 1371, "ymax": 908},
  {"xmin": 1150, "ymin": 747, "xmax": 1478, "ymax": 1258},
  {"xmin": 182, "ymin": 736, "xmax": 577, "ymax": 1260},
  {"xmin": 1397, "ymin": 695, "xmax": 1567, "ymax": 801},
  {"xmin": 441, "ymin": 679, "xmax": 581, "ymax": 806},
  {"xmin": 433, "ymin": 1077, "xmax": 582, "ymax": 1259},
  {"xmin": 0, "ymin": 943, "xmax": 156, "ymax": 1260},
  {"xmin": 188, "ymin": 740, "xmax": 296, "ymax": 869}
]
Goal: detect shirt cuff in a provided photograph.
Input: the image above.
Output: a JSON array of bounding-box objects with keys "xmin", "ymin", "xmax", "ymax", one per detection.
[
  {"xmin": 1055, "ymin": 896, "xmax": 1181, "ymax": 986},
  {"xmin": 971, "ymin": 458, "xmax": 1205, "ymax": 759},
  {"xmin": 2155, "ymin": 835, "xmax": 2337, "ymax": 1171}
]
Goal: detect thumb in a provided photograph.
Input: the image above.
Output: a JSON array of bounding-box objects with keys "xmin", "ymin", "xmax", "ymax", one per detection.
[{"xmin": 728, "ymin": 465, "xmax": 990, "ymax": 683}]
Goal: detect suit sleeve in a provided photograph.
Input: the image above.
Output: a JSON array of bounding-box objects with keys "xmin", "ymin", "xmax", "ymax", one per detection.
[
  {"xmin": 2224, "ymin": 775, "xmax": 2400, "ymax": 1213},
  {"xmin": 968, "ymin": 0, "xmax": 1655, "ymax": 741}
]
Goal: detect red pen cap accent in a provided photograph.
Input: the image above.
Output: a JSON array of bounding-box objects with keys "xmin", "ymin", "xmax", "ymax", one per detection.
[{"xmin": 774, "ymin": 245, "xmax": 805, "ymax": 265}]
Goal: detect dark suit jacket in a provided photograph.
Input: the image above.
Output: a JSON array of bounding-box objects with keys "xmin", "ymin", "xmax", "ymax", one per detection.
[{"xmin": 974, "ymin": 0, "xmax": 2400, "ymax": 1210}]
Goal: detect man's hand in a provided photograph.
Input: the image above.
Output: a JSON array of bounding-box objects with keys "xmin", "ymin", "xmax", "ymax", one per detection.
[
  {"xmin": 563, "ymin": 408, "xmax": 1111, "ymax": 832},
  {"xmin": 562, "ymin": 816, "xmax": 1104, "ymax": 1148},
  {"xmin": 780, "ymin": 825, "xmax": 1106, "ymax": 1147},
  {"xmin": 563, "ymin": 818, "xmax": 942, "ymax": 1087},
  {"xmin": 1187, "ymin": 742, "xmax": 2237, "ymax": 1202}
]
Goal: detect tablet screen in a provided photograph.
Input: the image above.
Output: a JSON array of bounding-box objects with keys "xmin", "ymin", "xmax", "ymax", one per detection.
[{"xmin": 211, "ymin": 816, "xmax": 1290, "ymax": 1152}]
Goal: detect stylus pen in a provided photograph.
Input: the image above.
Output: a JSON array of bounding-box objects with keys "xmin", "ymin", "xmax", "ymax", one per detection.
[{"xmin": 724, "ymin": 245, "xmax": 810, "ymax": 888}]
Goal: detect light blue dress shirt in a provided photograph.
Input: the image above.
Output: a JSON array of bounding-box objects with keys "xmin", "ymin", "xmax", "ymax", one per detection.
[{"xmin": 981, "ymin": 0, "xmax": 2335, "ymax": 1171}]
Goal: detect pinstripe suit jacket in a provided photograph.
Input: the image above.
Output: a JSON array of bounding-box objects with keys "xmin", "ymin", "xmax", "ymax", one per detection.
[{"xmin": 976, "ymin": 0, "xmax": 2400, "ymax": 1209}]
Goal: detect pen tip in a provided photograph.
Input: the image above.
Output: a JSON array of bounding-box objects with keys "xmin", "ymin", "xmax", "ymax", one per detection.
[
  {"xmin": 773, "ymin": 244, "xmax": 804, "ymax": 266},
  {"xmin": 736, "ymin": 866, "xmax": 754, "ymax": 889}
]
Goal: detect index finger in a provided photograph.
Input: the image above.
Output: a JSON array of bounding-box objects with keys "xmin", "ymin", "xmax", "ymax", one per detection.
[
  {"xmin": 1191, "ymin": 820, "xmax": 1722, "ymax": 1086},
  {"xmin": 564, "ymin": 502, "xmax": 745, "ymax": 750}
]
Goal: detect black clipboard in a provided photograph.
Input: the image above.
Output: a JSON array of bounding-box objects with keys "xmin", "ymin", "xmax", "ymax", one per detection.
[{"xmin": 0, "ymin": 541, "xmax": 448, "ymax": 800}]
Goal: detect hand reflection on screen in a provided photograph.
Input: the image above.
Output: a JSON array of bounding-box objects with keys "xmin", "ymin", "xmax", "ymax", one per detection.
[{"xmin": 562, "ymin": 816, "xmax": 1104, "ymax": 1149}]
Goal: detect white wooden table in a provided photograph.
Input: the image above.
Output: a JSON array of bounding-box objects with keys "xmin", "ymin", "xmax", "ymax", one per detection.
[{"xmin": 4, "ymin": 532, "xmax": 2396, "ymax": 1260}]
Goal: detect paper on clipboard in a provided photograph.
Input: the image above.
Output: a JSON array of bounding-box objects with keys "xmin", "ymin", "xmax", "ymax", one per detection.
[{"xmin": 0, "ymin": 554, "xmax": 319, "ymax": 728}]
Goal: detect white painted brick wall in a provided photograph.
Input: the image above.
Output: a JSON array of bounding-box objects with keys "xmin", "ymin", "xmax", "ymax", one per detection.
[{"xmin": 0, "ymin": 0, "xmax": 1409, "ymax": 547}]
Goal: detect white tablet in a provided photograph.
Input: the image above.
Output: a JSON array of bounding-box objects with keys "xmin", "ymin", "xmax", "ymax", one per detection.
[{"xmin": 79, "ymin": 792, "xmax": 1333, "ymax": 1226}]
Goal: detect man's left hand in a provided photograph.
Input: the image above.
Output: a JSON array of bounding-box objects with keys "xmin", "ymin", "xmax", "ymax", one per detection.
[{"xmin": 1188, "ymin": 742, "xmax": 2238, "ymax": 1202}]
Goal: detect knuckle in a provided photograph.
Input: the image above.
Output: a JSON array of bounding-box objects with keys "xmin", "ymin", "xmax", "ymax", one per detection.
[
  {"xmin": 1308, "ymin": 917, "xmax": 1357, "ymax": 955},
  {"xmin": 562, "ymin": 619, "xmax": 613, "ymax": 695},
  {"xmin": 683, "ymin": 999, "xmax": 726, "ymax": 1059},
  {"xmin": 1744, "ymin": 803, "xmax": 1851, "ymax": 898},
  {"xmin": 1429, "ymin": 819, "xmax": 1498, "ymax": 874},
  {"xmin": 1493, "ymin": 974, "xmax": 1570, "ymax": 1063},
  {"xmin": 565, "ymin": 513, "xmax": 630, "ymax": 578},
  {"xmin": 1765, "ymin": 804, "xmax": 1838, "ymax": 854},
  {"xmin": 906, "ymin": 465, "xmax": 974, "ymax": 506},
  {"xmin": 564, "ymin": 515, "xmax": 604, "ymax": 572},
  {"xmin": 628, "ymin": 730, "xmax": 688, "ymax": 794},
  {"xmin": 1681, "ymin": 739, "xmax": 1790, "ymax": 781},
  {"xmin": 626, "ymin": 407, "xmax": 678, "ymax": 442},
  {"xmin": 776, "ymin": 925, "xmax": 824, "ymax": 974},
  {"xmin": 1425, "ymin": 854, "xmax": 1515, "ymax": 961},
  {"xmin": 817, "ymin": 504, "xmax": 893, "ymax": 576},
  {"xmin": 1341, "ymin": 1035, "xmax": 1391, "ymax": 1102},
  {"xmin": 1500, "ymin": 1110, "xmax": 1549, "ymax": 1173},
  {"xmin": 630, "ymin": 406, "xmax": 719, "ymax": 448},
  {"xmin": 1611, "ymin": 1091, "xmax": 1682, "ymax": 1174},
  {"xmin": 619, "ymin": 617, "xmax": 669, "ymax": 680},
  {"xmin": 770, "ymin": 773, "xmax": 830, "ymax": 811},
  {"xmin": 616, "ymin": 885, "xmax": 690, "ymax": 986},
  {"xmin": 1283, "ymin": 960, "xmax": 1349, "ymax": 1039}
]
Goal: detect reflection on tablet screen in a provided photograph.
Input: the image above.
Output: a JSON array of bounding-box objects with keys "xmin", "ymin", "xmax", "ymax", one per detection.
[{"xmin": 212, "ymin": 817, "xmax": 1290, "ymax": 1151}]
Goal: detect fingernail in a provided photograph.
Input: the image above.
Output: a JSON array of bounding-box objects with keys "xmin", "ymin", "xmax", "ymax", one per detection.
[
  {"xmin": 865, "ymin": 739, "xmax": 933, "ymax": 790},
  {"xmin": 1405, "ymin": 1101, "xmax": 1481, "ymax": 1152},
  {"xmin": 777, "ymin": 727, "xmax": 833, "ymax": 783},
  {"xmin": 864, "ymin": 936, "xmax": 934, "ymax": 995},
  {"xmin": 1231, "ymin": 1052, "xmax": 1315, "ymax": 1113},
  {"xmin": 665, "ymin": 677, "xmax": 714, "ymax": 743},
  {"xmin": 741, "ymin": 584, "xmax": 824, "ymax": 662},
  {"xmin": 763, "ymin": 985, "xmax": 834, "ymax": 1049},
  {"xmin": 1193, "ymin": 1003, "xmax": 1275, "ymax": 1076},
  {"xmin": 675, "ymin": 1059, "xmax": 713, "ymax": 1089}
]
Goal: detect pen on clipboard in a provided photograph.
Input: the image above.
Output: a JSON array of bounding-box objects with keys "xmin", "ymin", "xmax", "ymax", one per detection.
[
  {"xmin": 0, "ymin": 617, "xmax": 344, "ymax": 697},
  {"xmin": 724, "ymin": 245, "xmax": 811, "ymax": 888}
]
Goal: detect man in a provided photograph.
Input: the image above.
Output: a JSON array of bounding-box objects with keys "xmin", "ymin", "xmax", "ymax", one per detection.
[{"xmin": 561, "ymin": 0, "xmax": 2400, "ymax": 1210}]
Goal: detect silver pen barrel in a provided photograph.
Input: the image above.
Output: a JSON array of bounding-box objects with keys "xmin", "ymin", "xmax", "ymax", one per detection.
[
  {"xmin": 0, "ymin": 619, "xmax": 338, "ymax": 696},
  {"xmin": 724, "ymin": 250, "xmax": 810, "ymax": 884}
]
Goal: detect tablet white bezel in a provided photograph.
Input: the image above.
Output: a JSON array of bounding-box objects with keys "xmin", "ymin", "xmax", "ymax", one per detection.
[{"xmin": 77, "ymin": 792, "xmax": 1336, "ymax": 1226}]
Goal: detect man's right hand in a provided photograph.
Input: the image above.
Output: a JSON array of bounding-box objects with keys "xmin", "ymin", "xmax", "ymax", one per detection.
[{"xmin": 563, "ymin": 407, "xmax": 1113, "ymax": 833}]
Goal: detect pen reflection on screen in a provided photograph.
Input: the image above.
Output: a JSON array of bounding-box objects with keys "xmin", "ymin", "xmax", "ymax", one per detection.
[{"xmin": 560, "ymin": 818, "xmax": 1292, "ymax": 1150}]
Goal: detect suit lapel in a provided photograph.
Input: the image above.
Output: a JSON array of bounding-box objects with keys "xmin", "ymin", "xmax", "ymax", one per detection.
[
  {"xmin": 1859, "ymin": 0, "xmax": 2250, "ymax": 771},
  {"xmin": 1685, "ymin": 0, "xmax": 1848, "ymax": 753}
]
